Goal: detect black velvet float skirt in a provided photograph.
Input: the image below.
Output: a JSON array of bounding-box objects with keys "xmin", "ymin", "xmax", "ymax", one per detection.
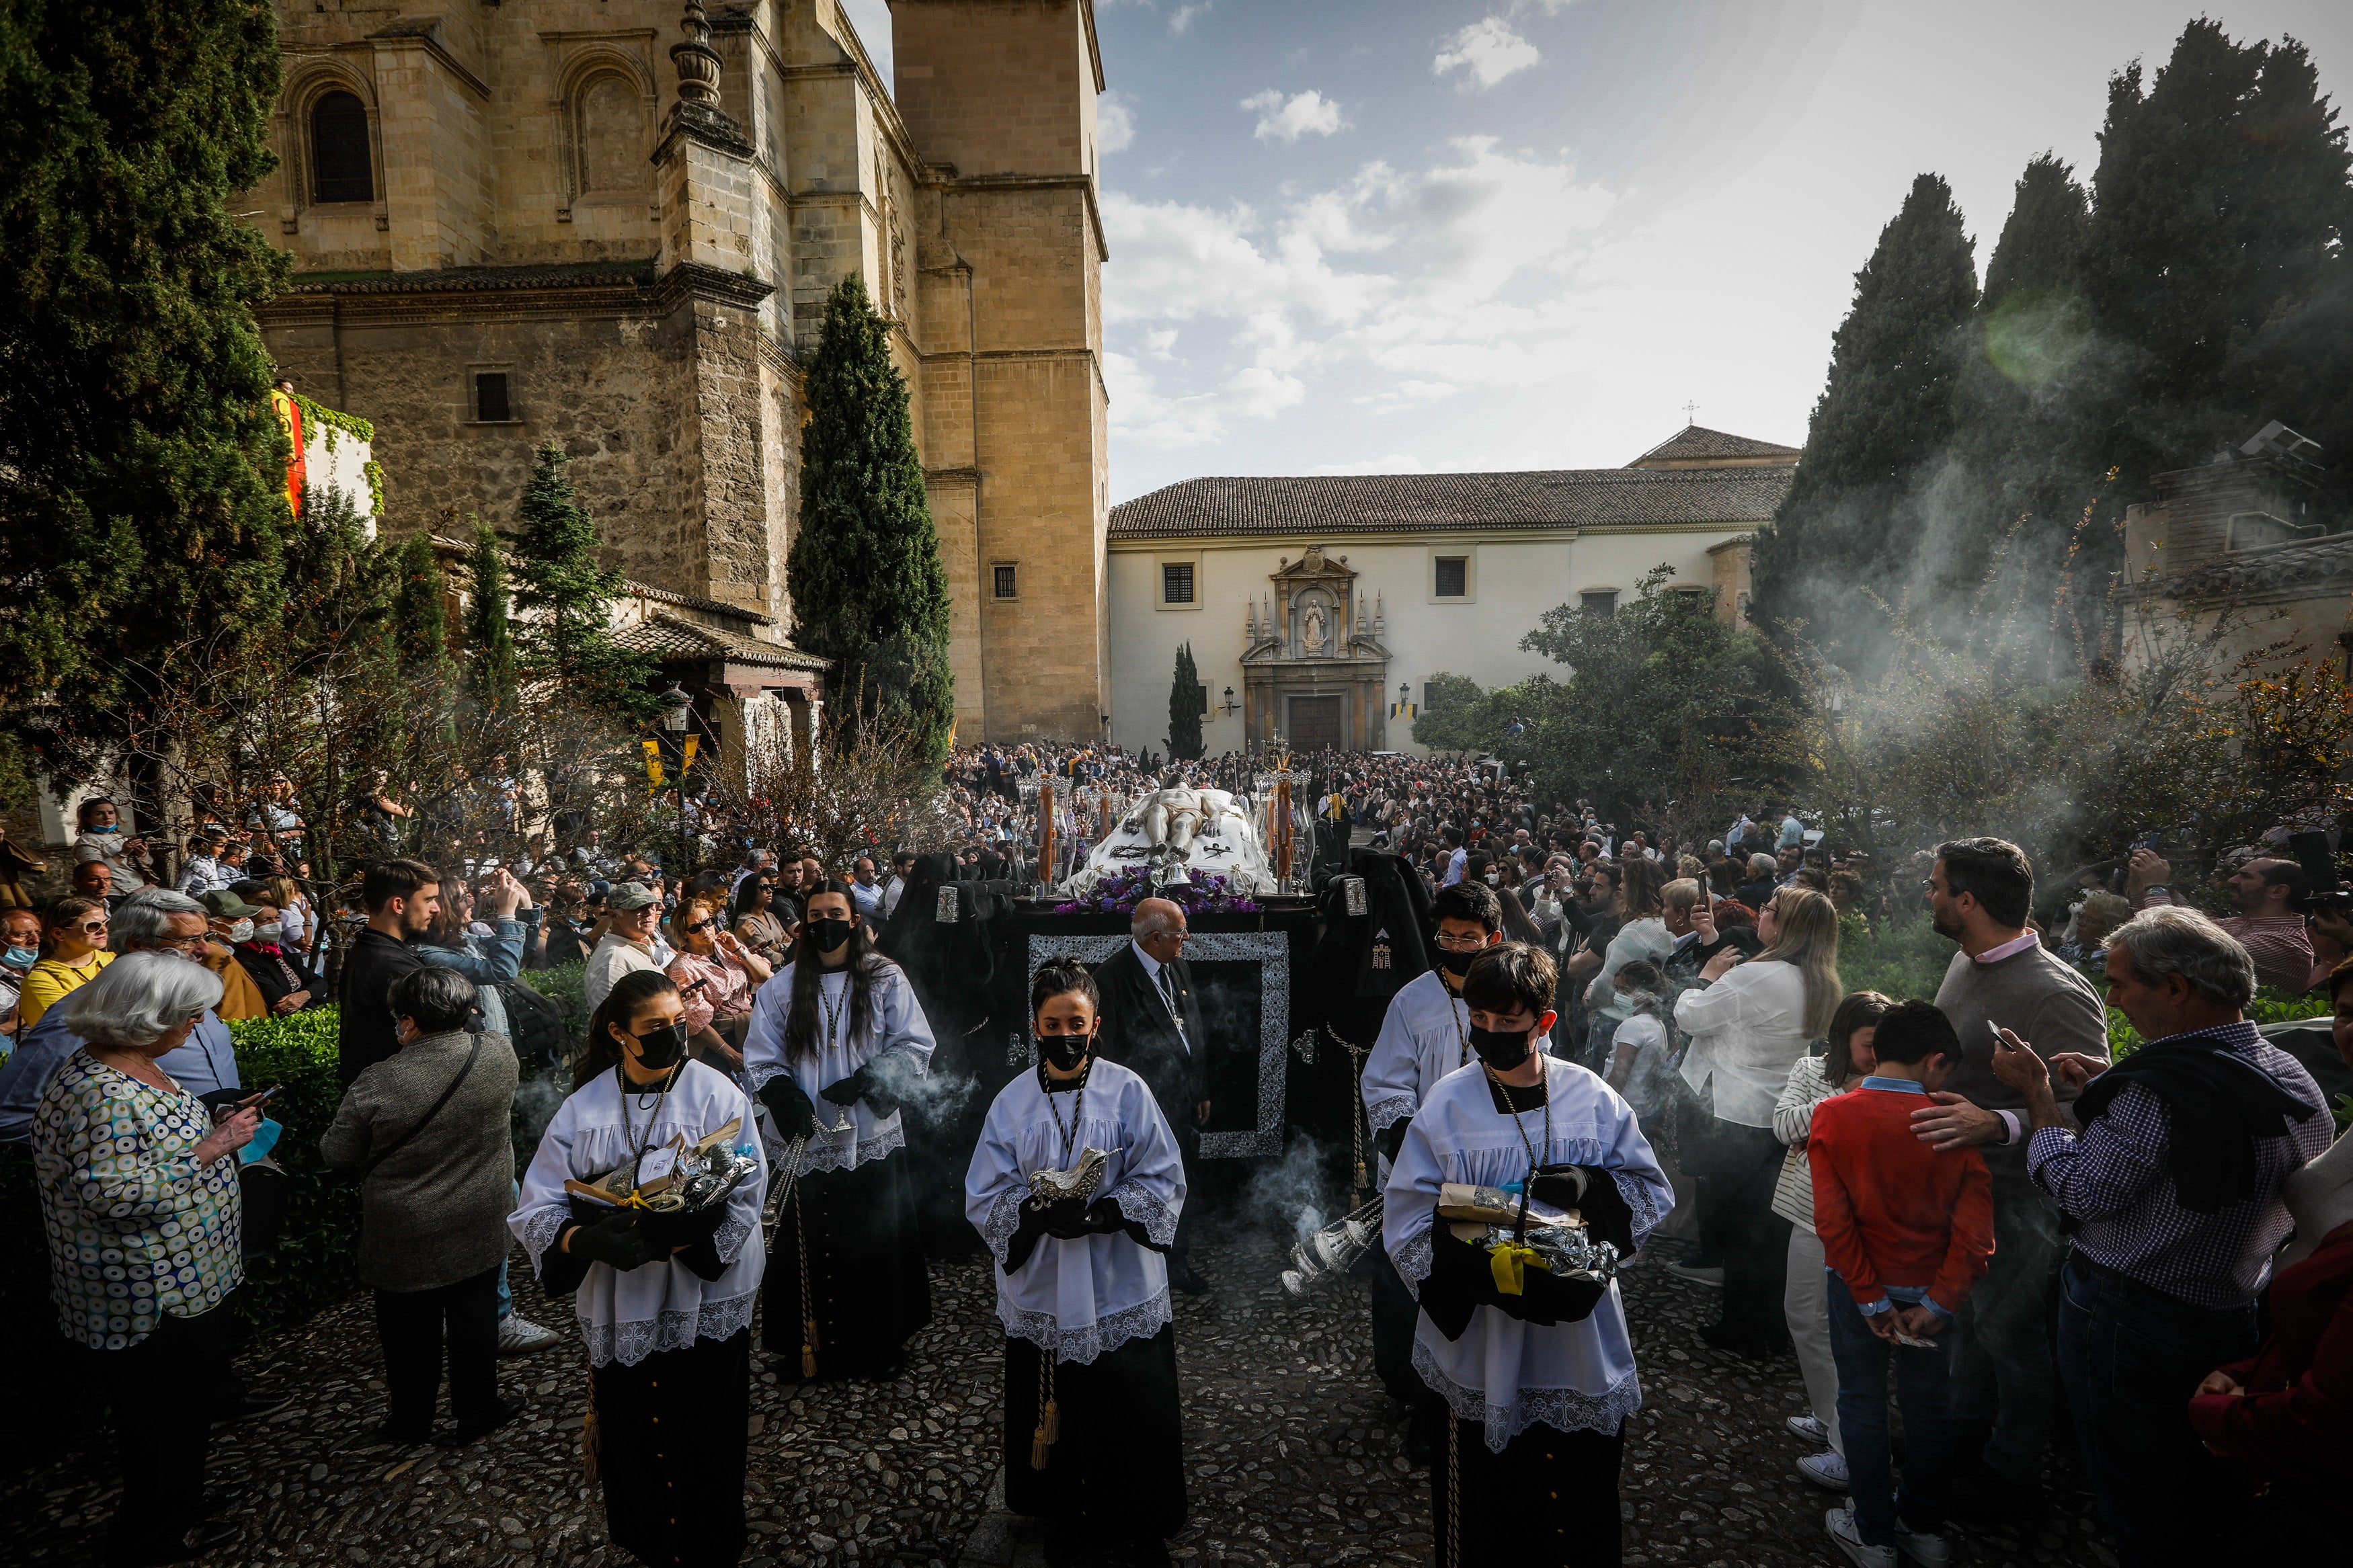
[
  {"xmin": 589, "ymin": 1329, "xmax": 751, "ymax": 1568},
  {"xmin": 762, "ymin": 1152, "xmax": 933, "ymax": 1378},
  {"xmin": 1002, "ymin": 1322, "xmax": 1188, "ymax": 1542}
]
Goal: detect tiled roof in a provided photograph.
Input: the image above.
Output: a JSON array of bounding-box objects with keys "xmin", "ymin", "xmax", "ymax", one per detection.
[
  {"xmin": 1628, "ymin": 425, "xmax": 1801, "ymax": 466},
  {"xmin": 286, "ymin": 260, "xmax": 657, "ymax": 295},
  {"xmin": 2169, "ymin": 534, "xmax": 2353, "ymax": 599},
  {"xmin": 1107, "ymin": 465, "xmax": 1792, "ymax": 540},
  {"xmin": 623, "ymin": 580, "xmax": 776, "ymax": 627},
  {"xmin": 616, "ymin": 612, "xmax": 831, "ymax": 673}
]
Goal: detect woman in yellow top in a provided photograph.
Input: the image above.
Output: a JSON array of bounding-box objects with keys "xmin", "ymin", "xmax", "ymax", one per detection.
[{"xmin": 21, "ymin": 897, "xmax": 114, "ymax": 1029}]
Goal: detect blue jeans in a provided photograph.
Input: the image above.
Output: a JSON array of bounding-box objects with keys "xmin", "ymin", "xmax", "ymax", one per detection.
[
  {"xmin": 1827, "ymin": 1279, "xmax": 1956, "ymax": 1545},
  {"xmin": 2056, "ymin": 1257, "xmax": 2256, "ymax": 1567}
]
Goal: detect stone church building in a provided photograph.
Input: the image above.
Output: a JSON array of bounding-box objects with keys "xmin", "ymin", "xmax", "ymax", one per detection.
[{"xmin": 243, "ymin": 0, "xmax": 1113, "ymax": 745}]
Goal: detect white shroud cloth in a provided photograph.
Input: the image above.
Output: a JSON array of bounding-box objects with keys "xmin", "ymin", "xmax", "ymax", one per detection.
[
  {"xmin": 1382, "ymin": 1055, "xmax": 1673, "ymax": 1450},
  {"xmin": 742, "ymin": 956, "xmax": 936, "ymax": 1175},
  {"xmin": 508, "ymin": 1061, "xmax": 768, "ymax": 1368},
  {"xmin": 965, "ymin": 1058, "xmax": 1187, "ymax": 1365}
]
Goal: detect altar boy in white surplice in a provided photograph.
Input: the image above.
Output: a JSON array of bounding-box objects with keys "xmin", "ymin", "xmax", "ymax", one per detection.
[{"xmin": 1384, "ymin": 941, "xmax": 1673, "ymax": 1568}]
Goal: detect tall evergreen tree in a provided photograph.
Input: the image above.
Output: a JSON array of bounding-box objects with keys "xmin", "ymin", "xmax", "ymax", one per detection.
[
  {"xmin": 2079, "ymin": 22, "xmax": 2353, "ymax": 503},
  {"xmin": 1945, "ymin": 154, "xmax": 2095, "ymax": 616},
  {"xmin": 0, "ymin": 0, "xmax": 292, "ymax": 710},
  {"xmin": 1167, "ymin": 643, "xmax": 1203, "ymax": 761},
  {"xmin": 786, "ymin": 275, "xmax": 955, "ymax": 758},
  {"xmin": 465, "ymin": 517, "xmax": 517, "ymax": 712},
  {"xmin": 511, "ymin": 443, "xmax": 654, "ymax": 720},
  {"xmin": 1749, "ymin": 173, "xmax": 1978, "ymax": 669},
  {"xmin": 391, "ymin": 532, "xmax": 450, "ymax": 684}
]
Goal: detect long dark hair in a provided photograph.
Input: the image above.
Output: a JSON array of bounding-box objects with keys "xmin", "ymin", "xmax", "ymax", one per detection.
[
  {"xmin": 575, "ymin": 968, "xmax": 682, "ymax": 1089},
  {"xmin": 1824, "ymin": 990, "xmax": 1893, "ymax": 1088},
  {"xmin": 783, "ymin": 879, "xmax": 891, "ymax": 1063}
]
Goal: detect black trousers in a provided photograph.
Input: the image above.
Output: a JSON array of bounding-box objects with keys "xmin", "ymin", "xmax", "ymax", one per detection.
[
  {"xmin": 1361, "ymin": 1244, "xmax": 1425, "ymax": 1405},
  {"xmin": 1694, "ymin": 1118, "xmax": 1790, "ymax": 1348},
  {"xmin": 373, "ymin": 1265, "xmax": 502, "ymax": 1433},
  {"xmin": 1431, "ymin": 1411, "xmax": 1624, "ymax": 1567},
  {"xmin": 97, "ymin": 1303, "xmax": 236, "ymax": 1557}
]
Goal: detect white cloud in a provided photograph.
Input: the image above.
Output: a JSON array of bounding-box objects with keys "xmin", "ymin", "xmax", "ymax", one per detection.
[
  {"xmin": 1308, "ymin": 454, "xmax": 1431, "ymax": 475},
  {"xmin": 1102, "ymin": 138, "xmax": 1619, "ymax": 448},
  {"xmin": 1433, "ymin": 18, "xmax": 1542, "ymax": 89},
  {"xmin": 1168, "ymin": 1, "xmax": 1210, "ymax": 36},
  {"xmin": 1098, "ymin": 90, "xmax": 1138, "ymax": 155},
  {"xmin": 1240, "ymin": 88, "xmax": 1348, "ymax": 145}
]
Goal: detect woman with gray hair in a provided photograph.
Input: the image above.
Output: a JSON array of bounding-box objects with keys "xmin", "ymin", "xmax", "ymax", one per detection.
[
  {"xmin": 33, "ymin": 952, "xmax": 260, "ymax": 1565},
  {"xmin": 321, "ymin": 965, "xmax": 523, "ymax": 1447}
]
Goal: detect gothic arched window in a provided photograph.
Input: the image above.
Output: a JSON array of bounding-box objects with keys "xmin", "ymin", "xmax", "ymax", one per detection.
[{"xmin": 311, "ymin": 91, "xmax": 372, "ymax": 204}]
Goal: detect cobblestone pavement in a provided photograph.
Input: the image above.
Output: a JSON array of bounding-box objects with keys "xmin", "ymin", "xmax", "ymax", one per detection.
[{"xmin": 4, "ymin": 1232, "xmax": 2111, "ymax": 1568}]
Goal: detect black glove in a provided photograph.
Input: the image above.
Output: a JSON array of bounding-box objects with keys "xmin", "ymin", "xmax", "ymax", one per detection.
[
  {"xmin": 565, "ymin": 1213, "xmax": 659, "ymax": 1272},
  {"xmin": 1527, "ymin": 1166, "xmax": 1589, "ymax": 1210},
  {"xmin": 758, "ymin": 1075, "xmax": 818, "ymax": 1139},
  {"xmin": 1037, "ymin": 1196, "xmax": 1094, "ymax": 1239},
  {"xmin": 820, "ymin": 1074, "xmax": 863, "ymax": 1107},
  {"xmin": 1376, "ymin": 1117, "xmax": 1412, "ymax": 1163},
  {"xmin": 820, "ymin": 1062, "xmax": 905, "ymax": 1116},
  {"xmin": 1078, "ymin": 1198, "xmax": 1129, "ymax": 1235}
]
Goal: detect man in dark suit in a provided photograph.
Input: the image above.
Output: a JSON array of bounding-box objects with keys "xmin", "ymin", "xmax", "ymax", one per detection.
[{"xmin": 1095, "ymin": 896, "xmax": 1211, "ymax": 1292}]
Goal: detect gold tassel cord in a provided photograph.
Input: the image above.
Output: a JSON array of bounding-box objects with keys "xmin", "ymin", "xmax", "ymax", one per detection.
[
  {"xmin": 582, "ymin": 1360, "xmax": 602, "ymax": 1489},
  {"xmin": 1445, "ymin": 1411, "xmax": 1460, "ymax": 1568},
  {"xmin": 794, "ymin": 1180, "xmax": 820, "ymax": 1378},
  {"xmin": 1030, "ymin": 1352, "xmax": 1058, "ymax": 1470}
]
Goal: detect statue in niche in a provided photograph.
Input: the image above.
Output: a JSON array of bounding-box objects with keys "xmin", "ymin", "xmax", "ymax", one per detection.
[{"xmin": 1302, "ymin": 600, "xmax": 1328, "ymax": 657}]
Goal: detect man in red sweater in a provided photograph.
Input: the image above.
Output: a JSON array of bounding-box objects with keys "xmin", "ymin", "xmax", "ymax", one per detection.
[{"xmin": 1810, "ymin": 1000, "xmax": 1995, "ymax": 1568}]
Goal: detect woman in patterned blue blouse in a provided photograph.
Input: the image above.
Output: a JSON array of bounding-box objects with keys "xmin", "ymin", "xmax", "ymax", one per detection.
[{"xmin": 33, "ymin": 952, "xmax": 261, "ymax": 1567}]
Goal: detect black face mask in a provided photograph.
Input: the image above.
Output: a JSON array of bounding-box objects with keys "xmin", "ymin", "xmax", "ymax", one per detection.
[
  {"xmin": 1038, "ymin": 1028, "xmax": 1093, "ymax": 1071},
  {"xmin": 1437, "ymin": 946, "xmax": 1480, "ymax": 977},
  {"xmin": 631, "ymin": 1021, "xmax": 688, "ymax": 1071},
  {"xmin": 807, "ymin": 917, "xmax": 856, "ymax": 955},
  {"xmin": 1468, "ymin": 1023, "xmax": 1533, "ymax": 1071}
]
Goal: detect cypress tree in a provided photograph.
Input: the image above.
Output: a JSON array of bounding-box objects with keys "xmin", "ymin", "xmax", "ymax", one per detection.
[
  {"xmin": 465, "ymin": 517, "xmax": 517, "ymax": 712},
  {"xmin": 2079, "ymin": 22, "xmax": 2353, "ymax": 503},
  {"xmin": 392, "ymin": 533, "xmax": 449, "ymax": 679},
  {"xmin": 1167, "ymin": 643, "xmax": 1203, "ymax": 761},
  {"xmin": 786, "ymin": 274, "xmax": 955, "ymax": 758},
  {"xmin": 1749, "ymin": 173, "xmax": 1978, "ymax": 668},
  {"xmin": 511, "ymin": 443, "xmax": 654, "ymax": 720},
  {"xmin": 0, "ymin": 0, "xmax": 294, "ymax": 711}
]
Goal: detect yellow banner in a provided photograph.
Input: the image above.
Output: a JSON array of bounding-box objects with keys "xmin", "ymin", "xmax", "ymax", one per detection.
[
  {"xmin": 641, "ymin": 739, "xmax": 665, "ymax": 786},
  {"xmin": 681, "ymin": 735, "xmax": 699, "ymax": 772}
]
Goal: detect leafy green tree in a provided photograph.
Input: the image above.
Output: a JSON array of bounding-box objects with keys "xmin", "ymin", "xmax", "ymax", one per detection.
[
  {"xmin": 1167, "ymin": 642, "xmax": 1203, "ymax": 761},
  {"xmin": 391, "ymin": 533, "xmax": 448, "ymax": 679},
  {"xmin": 464, "ymin": 517, "xmax": 517, "ymax": 713},
  {"xmin": 1749, "ymin": 173, "xmax": 1978, "ymax": 669},
  {"xmin": 0, "ymin": 0, "xmax": 294, "ymax": 711},
  {"xmin": 1410, "ymin": 672, "xmax": 1490, "ymax": 752},
  {"xmin": 511, "ymin": 443, "xmax": 655, "ymax": 720},
  {"xmin": 785, "ymin": 275, "xmax": 955, "ymax": 757}
]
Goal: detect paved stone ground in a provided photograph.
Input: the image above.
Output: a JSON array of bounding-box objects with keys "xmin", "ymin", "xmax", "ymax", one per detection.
[{"xmin": 3, "ymin": 1231, "xmax": 2112, "ymax": 1568}]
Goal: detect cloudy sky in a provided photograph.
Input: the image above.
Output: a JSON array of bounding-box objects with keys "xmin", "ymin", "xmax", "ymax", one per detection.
[{"xmin": 844, "ymin": 1, "xmax": 2353, "ymax": 502}]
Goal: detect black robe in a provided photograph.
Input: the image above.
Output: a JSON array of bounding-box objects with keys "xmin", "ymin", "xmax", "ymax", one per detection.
[
  {"xmin": 589, "ymin": 1329, "xmax": 752, "ymax": 1568},
  {"xmin": 1002, "ymin": 1323, "xmax": 1188, "ymax": 1541},
  {"xmin": 762, "ymin": 1151, "xmax": 932, "ymax": 1378}
]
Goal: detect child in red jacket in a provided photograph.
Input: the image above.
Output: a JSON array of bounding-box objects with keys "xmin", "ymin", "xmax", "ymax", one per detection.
[{"xmin": 1808, "ymin": 1000, "xmax": 1995, "ymax": 1568}]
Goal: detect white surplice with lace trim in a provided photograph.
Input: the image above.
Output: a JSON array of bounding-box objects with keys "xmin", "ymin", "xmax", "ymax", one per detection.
[
  {"xmin": 1382, "ymin": 1055, "xmax": 1673, "ymax": 1452},
  {"xmin": 508, "ymin": 1059, "xmax": 768, "ymax": 1368},
  {"xmin": 965, "ymin": 1057, "xmax": 1186, "ymax": 1366},
  {"xmin": 742, "ymin": 957, "xmax": 936, "ymax": 1176}
]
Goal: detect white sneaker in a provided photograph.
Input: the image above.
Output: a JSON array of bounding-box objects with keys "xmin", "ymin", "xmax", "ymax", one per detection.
[
  {"xmin": 1825, "ymin": 1507, "xmax": 1895, "ymax": 1568},
  {"xmin": 1784, "ymin": 1413, "xmax": 1828, "ymax": 1443},
  {"xmin": 1893, "ymin": 1522, "xmax": 1952, "ymax": 1568},
  {"xmin": 1798, "ymin": 1449, "xmax": 1850, "ymax": 1489},
  {"xmin": 1665, "ymin": 1262, "xmax": 1725, "ymax": 1287},
  {"xmin": 496, "ymin": 1313, "xmax": 561, "ymax": 1356}
]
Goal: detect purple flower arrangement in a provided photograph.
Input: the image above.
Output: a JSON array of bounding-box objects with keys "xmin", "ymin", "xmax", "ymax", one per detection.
[{"xmin": 1051, "ymin": 868, "xmax": 1261, "ymax": 915}]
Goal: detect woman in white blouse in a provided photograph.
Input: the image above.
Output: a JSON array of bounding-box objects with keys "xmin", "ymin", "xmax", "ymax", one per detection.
[{"xmin": 1673, "ymin": 885, "xmax": 1842, "ymax": 1357}]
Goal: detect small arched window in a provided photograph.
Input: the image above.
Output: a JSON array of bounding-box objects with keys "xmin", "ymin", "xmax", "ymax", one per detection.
[
  {"xmin": 311, "ymin": 91, "xmax": 373, "ymax": 204},
  {"xmin": 576, "ymin": 73, "xmax": 649, "ymax": 195}
]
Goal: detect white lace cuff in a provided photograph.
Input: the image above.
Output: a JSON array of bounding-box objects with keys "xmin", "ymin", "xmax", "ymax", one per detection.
[
  {"xmin": 981, "ymin": 1190, "xmax": 1024, "ymax": 1266},
  {"xmin": 1611, "ymin": 1167, "xmax": 1668, "ymax": 1247},
  {"xmin": 999, "ymin": 1289, "xmax": 1172, "ymax": 1366},
  {"xmin": 519, "ymin": 1206, "xmax": 569, "ymax": 1270},
  {"xmin": 1392, "ymin": 1229, "xmax": 1433, "ymax": 1298},
  {"xmin": 745, "ymin": 1059, "xmax": 785, "ymax": 1093},
  {"xmin": 1108, "ymin": 1184, "xmax": 1178, "ymax": 1247},
  {"xmin": 713, "ymin": 1216, "xmax": 752, "ymax": 1264},
  {"xmin": 1365, "ymin": 1094, "xmax": 1415, "ymax": 1134},
  {"xmin": 1412, "ymin": 1339, "xmax": 1643, "ymax": 1451},
  {"xmin": 582, "ymin": 1290, "xmax": 759, "ymax": 1368}
]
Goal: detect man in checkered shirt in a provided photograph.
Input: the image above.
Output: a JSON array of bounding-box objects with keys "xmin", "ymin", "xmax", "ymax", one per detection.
[{"xmin": 1991, "ymin": 907, "xmax": 2331, "ymax": 1567}]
